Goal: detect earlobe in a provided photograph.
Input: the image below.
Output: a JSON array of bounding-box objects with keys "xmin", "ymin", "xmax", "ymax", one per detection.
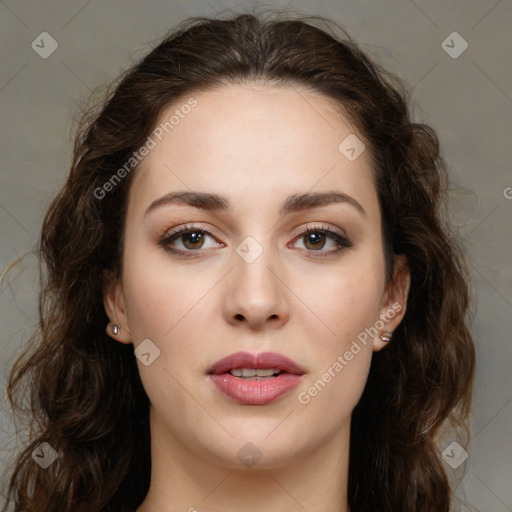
[
  {"xmin": 103, "ymin": 273, "xmax": 132, "ymax": 344},
  {"xmin": 373, "ymin": 254, "xmax": 410, "ymax": 352}
]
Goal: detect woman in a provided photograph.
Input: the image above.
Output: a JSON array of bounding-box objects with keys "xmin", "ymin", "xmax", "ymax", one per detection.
[{"xmin": 4, "ymin": 12, "xmax": 475, "ymax": 512}]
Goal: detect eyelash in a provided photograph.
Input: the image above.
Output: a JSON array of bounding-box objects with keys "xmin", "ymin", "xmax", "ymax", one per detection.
[{"xmin": 159, "ymin": 223, "xmax": 353, "ymax": 259}]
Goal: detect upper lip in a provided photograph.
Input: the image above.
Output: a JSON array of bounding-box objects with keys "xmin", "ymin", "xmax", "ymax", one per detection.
[{"xmin": 207, "ymin": 351, "xmax": 306, "ymax": 376}]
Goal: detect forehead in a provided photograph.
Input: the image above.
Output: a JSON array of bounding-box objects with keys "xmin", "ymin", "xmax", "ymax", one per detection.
[{"xmin": 128, "ymin": 84, "xmax": 377, "ymax": 219}]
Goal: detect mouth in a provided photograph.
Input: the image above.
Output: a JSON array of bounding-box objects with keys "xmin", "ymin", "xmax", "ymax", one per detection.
[
  {"xmin": 207, "ymin": 351, "xmax": 306, "ymax": 376},
  {"xmin": 207, "ymin": 351, "xmax": 306, "ymax": 405}
]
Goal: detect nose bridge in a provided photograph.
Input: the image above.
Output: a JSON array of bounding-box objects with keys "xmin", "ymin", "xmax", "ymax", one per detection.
[{"xmin": 233, "ymin": 233, "xmax": 279, "ymax": 301}]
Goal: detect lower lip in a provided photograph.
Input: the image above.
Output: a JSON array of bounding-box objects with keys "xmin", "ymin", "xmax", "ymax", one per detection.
[{"xmin": 208, "ymin": 373, "xmax": 304, "ymax": 405}]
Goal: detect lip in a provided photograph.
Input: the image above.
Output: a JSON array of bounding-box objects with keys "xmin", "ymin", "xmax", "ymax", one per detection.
[{"xmin": 207, "ymin": 351, "xmax": 306, "ymax": 405}]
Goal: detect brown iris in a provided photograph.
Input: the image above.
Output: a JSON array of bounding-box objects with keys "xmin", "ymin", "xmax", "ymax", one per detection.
[
  {"xmin": 182, "ymin": 232, "xmax": 205, "ymax": 250},
  {"xmin": 303, "ymin": 232, "xmax": 326, "ymax": 250}
]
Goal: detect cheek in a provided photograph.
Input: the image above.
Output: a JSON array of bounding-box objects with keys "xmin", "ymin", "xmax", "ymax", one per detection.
[
  {"xmin": 295, "ymin": 272, "xmax": 380, "ymax": 424},
  {"xmin": 296, "ymin": 344, "xmax": 373, "ymax": 441},
  {"xmin": 121, "ymin": 247, "xmax": 215, "ymax": 388},
  {"xmin": 120, "ymin": 255, "xmax": 199, "ymax": 417},
  {"xmin": 122, "ymin": 245, "xmax": 210, "ymax": 340},
  {"xmin": 292, "ymin": 258, "xmax": 384, "ymax": 420},
  {"xmin": 301, "ymin": 262, "xmax": 384, "ymax": 354}
]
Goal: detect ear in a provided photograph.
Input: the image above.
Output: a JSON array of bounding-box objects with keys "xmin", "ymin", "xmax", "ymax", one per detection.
[
  {"xmin": 372, "ymin": 254, "xmax": 410, "ymax": 352},
  {"xmin": 103, "ymin": 271, "xmax": 132, "ymax": 344}
]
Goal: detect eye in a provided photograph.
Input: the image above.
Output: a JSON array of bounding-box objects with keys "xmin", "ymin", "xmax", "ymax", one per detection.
[
  {"xmin": 159, "ymin": 224, "xmax": 222, "ymax": 254},
  {"xmin": 291, "ymin": 225, "xmax": 353, "ymax": 256},
  {"xmin": 159, "ymin": 223, "xmax": 353, "ymax": 258}
]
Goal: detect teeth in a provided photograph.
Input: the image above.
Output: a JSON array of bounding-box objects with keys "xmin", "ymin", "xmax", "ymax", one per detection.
[
  {"xmin": 230, "ymin": 368, "xmax": 280, "ymax": 378},
  {"xmin": 254, "ymin": 368, "xmax": 279, "ymax": 377}
]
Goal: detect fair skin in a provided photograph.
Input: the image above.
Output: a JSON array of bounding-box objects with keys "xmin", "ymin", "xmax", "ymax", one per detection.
[{"xmin": 104, "ymin": 84, "xmax": 410, "ymax": 512}]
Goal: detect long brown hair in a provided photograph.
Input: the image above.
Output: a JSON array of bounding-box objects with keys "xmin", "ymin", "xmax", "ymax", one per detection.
[{"xmin": 3, "ymin": 11, "xmax": 475, "ymax": 512}]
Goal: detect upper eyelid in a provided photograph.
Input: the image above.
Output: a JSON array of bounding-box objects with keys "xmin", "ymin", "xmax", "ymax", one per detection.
[
  {"xmin": 163, "ymin": 223, "xmax": 220, "ymax": 240},
  {"xmin": 294, "ymin": 223, "xmax": 347, "ymax": 238},
  {"xmin": 162, "ymin": 223, "xmax": 345, "ymax": 239}
]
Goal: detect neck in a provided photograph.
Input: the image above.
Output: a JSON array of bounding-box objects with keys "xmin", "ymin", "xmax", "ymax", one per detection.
[{"xmin": 136, "ymin": 406, "xmax": 351, "ymax": 512}]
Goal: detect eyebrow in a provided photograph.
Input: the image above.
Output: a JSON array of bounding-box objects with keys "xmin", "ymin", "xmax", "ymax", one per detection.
[{"xmin": 145, "ymin": 190, "xmax": 367, "ymax": 218}]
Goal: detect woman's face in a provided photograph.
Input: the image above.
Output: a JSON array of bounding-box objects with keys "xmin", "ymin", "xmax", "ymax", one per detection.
[{"xmin": 105, "ymin": 84, "xmax": 409, "ymax": 469}]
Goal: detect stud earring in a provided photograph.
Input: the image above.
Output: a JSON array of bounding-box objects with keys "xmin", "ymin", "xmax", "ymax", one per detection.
[
  {"xmin": 111, "ymin": 324, "xmax": 119, "ymax": 336},
  {"xmin": 379, "ymin": 330, "xmax": 393, "ymax": 342}
]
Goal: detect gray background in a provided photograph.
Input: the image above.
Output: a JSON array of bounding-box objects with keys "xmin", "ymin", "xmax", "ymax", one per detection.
[{"xmin": 0, "ymin": 1, "xmax": 511, "ymax": 510}]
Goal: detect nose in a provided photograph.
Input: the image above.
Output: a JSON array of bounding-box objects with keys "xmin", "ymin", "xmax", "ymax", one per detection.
[{"xmin": 222, "ymin": 244, "xmax": 290, "ymax": 330}]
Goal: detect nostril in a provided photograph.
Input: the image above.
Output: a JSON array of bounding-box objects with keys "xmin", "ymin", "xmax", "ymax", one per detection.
[{"xmin": 235, "ymin": 314, "xmax": 244, "ymax": 321}]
